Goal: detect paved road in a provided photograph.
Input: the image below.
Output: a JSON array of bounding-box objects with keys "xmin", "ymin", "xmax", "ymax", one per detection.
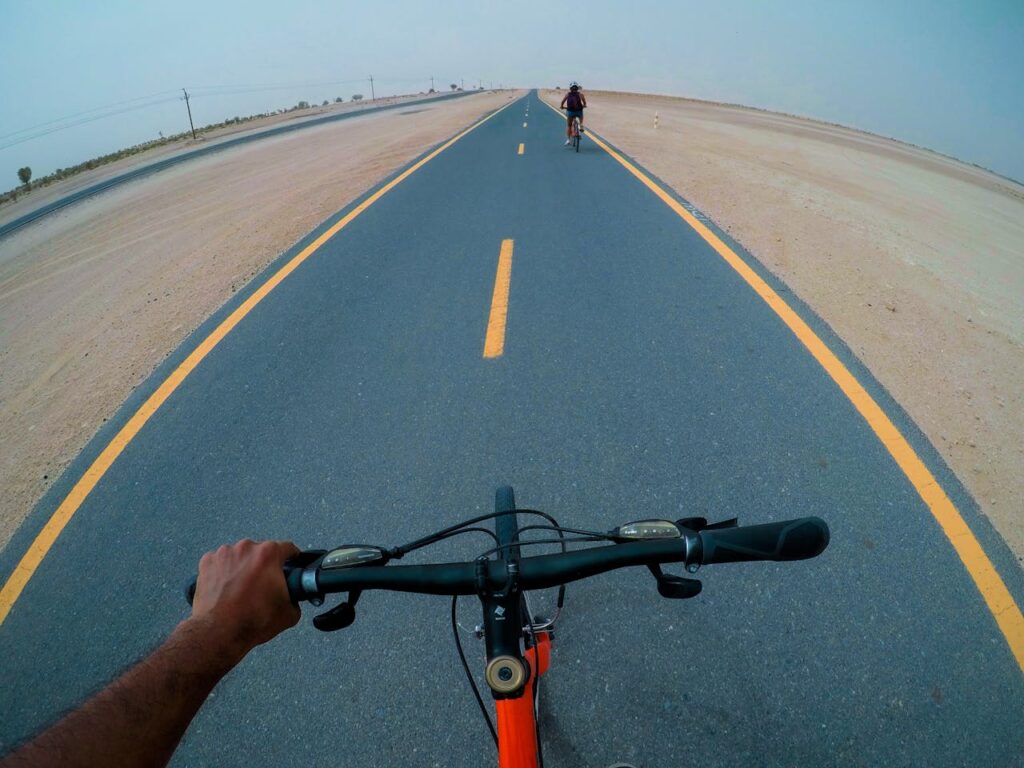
[{"xmin": 2, "ymin": 91, "xmax": 1022, "ymax": 766}]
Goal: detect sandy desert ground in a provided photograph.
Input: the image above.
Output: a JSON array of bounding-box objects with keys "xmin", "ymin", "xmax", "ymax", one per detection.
[
  {"xmin": 1, "ymin": 87, "xmax": 1021, "ymax": 568},
  {"xmin": 540, "ymin": 89, "xmax": 1023, "ymax": 560},
  {"xmin": 0, "ymin": 90, "xmax": 518, "ymax": 550},
  {"xmin": 0, "ymin": 90, "xmax": 467, "ymax": 228}
]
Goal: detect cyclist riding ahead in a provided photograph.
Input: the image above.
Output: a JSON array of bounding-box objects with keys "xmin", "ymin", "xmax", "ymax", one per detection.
[{"xmin": 560, "ymin": 81, "xmax": 586, "ymax": 146}]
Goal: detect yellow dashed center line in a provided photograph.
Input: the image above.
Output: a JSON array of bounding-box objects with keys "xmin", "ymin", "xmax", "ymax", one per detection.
[
  {"xmin": 483, "ymin": 239, "xmax": 514, "ymax": 358},
  {"xmin": 517, "ymin": 143, "xmax": 525, "ymax": 155}
]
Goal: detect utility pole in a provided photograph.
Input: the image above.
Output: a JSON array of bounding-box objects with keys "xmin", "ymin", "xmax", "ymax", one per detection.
[
  {"xmin": 369, "ymin": 75, "xmax": 375, "ymax": 101},
  {"xmin": 430, "ymin": 75, "xmax": 435, "ymax": 92},
  {"xmin": 182, "ymin": 88, "xmax": 196, "ymax": 140},
  {"xmin": 461, "ymin": 78, "xmax": 464, "ymax": 91}
]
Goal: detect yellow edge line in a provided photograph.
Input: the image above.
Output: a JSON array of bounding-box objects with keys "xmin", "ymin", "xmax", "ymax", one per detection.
[
  {"xmin": 483, "ymin": 239, "xmax": 514, "ymax": 358},
  {"xmin": 539, "ymin": 98, "xmax": 1024, "ymax": 673},
  {"xmin": 0, "ymin": 96, "xmax": 523, "ymax": 626},
  {"xmin": 517, "ymin": 143, "xmax": 525, "ymax": 155}
]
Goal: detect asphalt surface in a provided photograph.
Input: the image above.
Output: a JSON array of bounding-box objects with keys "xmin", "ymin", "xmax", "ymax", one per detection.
[{"xmin": 2, "ymin": 91, "xmax": 1023, "ymax": 766}]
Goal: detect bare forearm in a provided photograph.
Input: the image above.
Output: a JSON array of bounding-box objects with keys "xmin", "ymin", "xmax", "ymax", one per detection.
[
  {"xmin": 2, "ymin": 617, "xmax": 241, "ymax": 768},
  {"xmin": 2, "ymin": 539, "xmax": 299, "ymax": 767}
]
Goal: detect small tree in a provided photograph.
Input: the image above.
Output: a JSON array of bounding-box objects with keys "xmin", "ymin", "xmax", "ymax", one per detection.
[
  {"xmin": 335, "ymin": 96, "xmax": 343, "ymax": 103},
  {"xmin": 351, "ymin": 94, "xmax": 363, "ymax": 101},
  {"xmin": 450, "ymin": 84, "xmax": 457, "ymax": 91},
  {"xmin": 17, "ymin": 166, "xmax": 32, "ymax": 188},
  {"xmin": 322, "ymin": 99, "xmax": 329, "ymax": 106}
]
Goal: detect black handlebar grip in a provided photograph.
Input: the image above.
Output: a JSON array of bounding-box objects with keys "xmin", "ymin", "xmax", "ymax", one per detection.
[{"xmin": 699, "ymin": 517, "xmax": 829, "ymax": 565}]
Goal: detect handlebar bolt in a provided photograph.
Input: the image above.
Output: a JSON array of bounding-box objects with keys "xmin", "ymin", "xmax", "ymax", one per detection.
[{"xmin": 485, "ymin": 655, "xmax": 527, "ymax": 694}]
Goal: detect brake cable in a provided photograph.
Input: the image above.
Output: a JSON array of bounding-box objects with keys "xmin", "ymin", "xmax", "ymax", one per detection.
[
  {"xmin": 522, "ymin": 591, "xmax": 545, "ymax": 768},
  {"xmin": 452, "ymin": 594, "xmax": 498, "ymax": 745},
  {"xmin": 398, "ymin": 509, "xmax": 587, "ymax": 753},
  {"xmin": 392, "ymin": 509, "xmax": 563, "ymax": 556}
]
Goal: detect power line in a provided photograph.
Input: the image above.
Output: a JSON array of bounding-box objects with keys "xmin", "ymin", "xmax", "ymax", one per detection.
[
  {"xmin": 0, "ymin": 89, "xmax": 180, "ymax": 143},
  {"xmin": 187, "ymin": 77, "xmax": 368, "ymax": 95},
  {"xmin": 184, "ymin": 76, "xmax": 442, "ymax": 101},
  {"xmin": 0, "ymin": 95, "xmax": 182, "ymax": 152},
  {"xmin": 0, "ymin": 74, "xmax": 453, "ymax": 152}
]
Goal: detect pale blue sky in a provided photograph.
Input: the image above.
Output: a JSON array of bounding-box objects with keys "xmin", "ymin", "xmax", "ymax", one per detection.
[{"xmin": 1, "ymin": 0, "xmax": 1022, "ymax": 184}]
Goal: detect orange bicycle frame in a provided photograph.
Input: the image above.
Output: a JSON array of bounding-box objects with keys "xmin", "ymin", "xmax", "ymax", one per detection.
[{"xmin": 496, "ymin": 632, "xmax": 552, "ymax": 768}]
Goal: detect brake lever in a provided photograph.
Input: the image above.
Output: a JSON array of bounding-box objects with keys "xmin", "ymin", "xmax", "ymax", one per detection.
[
  {"xmin": 305, "ymin": 544, "xmax": 395, "ymax": 631},
  {"xmin": 647, "ymin": 563, "xmax": 702, "ymax": 599},
  {"xmin": 646, "ymin": 516, "xmax": 736, "ymax": 598},
  {"xmin": 313, "ymin": 590, "xmax": 362, "ymax": 632}
]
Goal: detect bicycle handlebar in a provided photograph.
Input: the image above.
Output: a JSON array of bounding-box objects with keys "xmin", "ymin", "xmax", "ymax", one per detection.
[
  {"xmin": 699, "ymin": 517, "xmax": 830, "ymax": 565},
  {"xmin": 301, "ymin": 537, "xmax": 697, "ymax": 600},
  {"xmin": 185, "ymin": 517, "xmax": 829, "ymax": 606}
]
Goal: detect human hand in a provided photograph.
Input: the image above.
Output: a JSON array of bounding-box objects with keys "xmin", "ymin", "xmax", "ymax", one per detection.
[{"xmin": 189, "ymin": 539, "xmax": 301, "ymax": 663}]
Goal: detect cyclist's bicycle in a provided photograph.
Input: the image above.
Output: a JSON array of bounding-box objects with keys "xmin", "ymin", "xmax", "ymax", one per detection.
[
  {"xmin": 567, "ymin": 114, "xmax": 582, "ymax": 152},
  {"xmin": 188, "ymin": 486, "xmax": 829, "ymax": 767}
]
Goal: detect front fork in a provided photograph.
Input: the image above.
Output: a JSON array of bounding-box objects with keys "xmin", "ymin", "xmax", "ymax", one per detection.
[{"xmin": 495, "ymin": 632, "xmax": 551, "ymax": 768}]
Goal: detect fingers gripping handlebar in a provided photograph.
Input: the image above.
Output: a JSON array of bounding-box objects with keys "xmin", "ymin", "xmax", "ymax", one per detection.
[{"xmin": 184, "ymin": 549, "xmax": 324, "ymax": 606}]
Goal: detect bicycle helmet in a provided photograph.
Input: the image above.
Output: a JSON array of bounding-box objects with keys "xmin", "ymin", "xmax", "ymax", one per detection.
[{"xmin": 569, "ymin": 81, "xmax": 579, "ymax": 91}]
